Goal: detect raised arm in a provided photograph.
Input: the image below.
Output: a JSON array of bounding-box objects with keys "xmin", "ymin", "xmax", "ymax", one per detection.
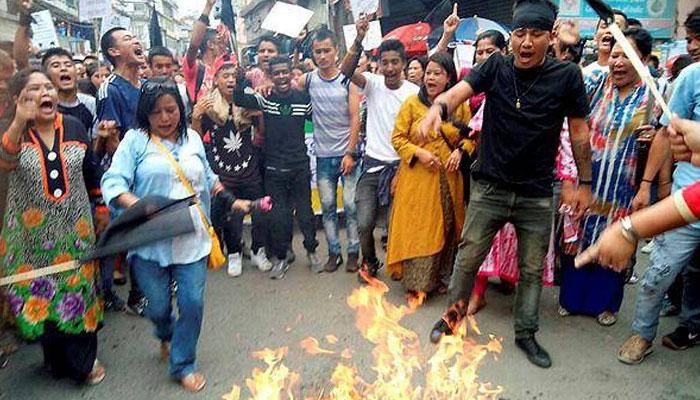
[
  {"xmin": 434, "ymin": 3, "xmax": 459, "ymax": 53},
  {"xmin": 339, "ymin": 16, "xmax": 369, "ymax": 89},
  {"xmin": 14, "ymin": 0, "xmax": 33, "ymax": 70},
  {"xmin": 185, "ymin": 0, "xmax": 216, "ymax": 67}
]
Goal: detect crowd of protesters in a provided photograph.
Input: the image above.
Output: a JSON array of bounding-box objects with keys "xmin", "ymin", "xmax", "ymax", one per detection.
[{"xmin": 0, "ymin": 0, "xmax": 699, "ymax": 392}]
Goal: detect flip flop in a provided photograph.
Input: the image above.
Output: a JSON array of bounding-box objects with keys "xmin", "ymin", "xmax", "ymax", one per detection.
[
  {"xmin": 180, "ymin": 372, "xmax": 206, "ymax": 393},
  {"xmin": 597, "ymin": 311, "xmax": 617, "ymax": 327},
  {"xmin": 87, "ymin": 360, "xmax": 106, "ymax": 385}
]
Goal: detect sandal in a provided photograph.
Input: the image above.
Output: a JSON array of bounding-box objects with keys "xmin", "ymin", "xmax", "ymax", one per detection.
[
  {"xmin": 558, "ymin": 306, "xmax": 571, "ymax": 317},
  {"xmin": 597, "ymin": 311, "xmax": 617, "ymax": 327},
  {"xmin": 180, "ymin": 372, "xmax": 206, "ymax": 393},
  {"xmin": 160, "ymin": 342, "xmax": 170, "ymax": 362},
  {"xmin": 86, "ymin": 360, "xmax": 106, "ymax": 385}
]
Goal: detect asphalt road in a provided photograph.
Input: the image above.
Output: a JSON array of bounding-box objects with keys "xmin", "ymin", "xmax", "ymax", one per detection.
[{"xmin": 0, "ymin": 231, "xmax": 699, "ymax": 400}]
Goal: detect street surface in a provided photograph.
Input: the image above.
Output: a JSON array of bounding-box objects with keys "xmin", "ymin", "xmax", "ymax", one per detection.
[{"xmin": 0, "ymin": 230, "xmax": 699, "ymax": 400}]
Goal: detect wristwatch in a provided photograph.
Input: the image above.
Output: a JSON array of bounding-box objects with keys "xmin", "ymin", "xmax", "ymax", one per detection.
[
  {"xmin": 344, "ymin": 150, "xmax": 359, "ymax": 160},
  {"xmin": 620, "ymin": 216, "xmax": 641, "ymax": 244}
]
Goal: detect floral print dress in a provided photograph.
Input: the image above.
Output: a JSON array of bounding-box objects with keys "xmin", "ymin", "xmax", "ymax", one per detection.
[{"xmin": 1, "ymin": 114, "xmax": 104, "ymax": 340}]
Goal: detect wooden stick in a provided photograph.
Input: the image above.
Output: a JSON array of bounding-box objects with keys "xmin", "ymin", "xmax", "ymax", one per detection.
[
  {"xmin": 0, "ymin": 260, "xmax": 81, "ymax": 287},
  {"xmin": 608, "ymin": 23, "xmax": 671, "ymax": 117}
]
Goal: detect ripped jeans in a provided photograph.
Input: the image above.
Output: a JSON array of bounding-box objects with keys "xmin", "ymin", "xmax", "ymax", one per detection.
[{"xmin": 632, "ymin": 224, "xmax": 700, "ymax": 341}]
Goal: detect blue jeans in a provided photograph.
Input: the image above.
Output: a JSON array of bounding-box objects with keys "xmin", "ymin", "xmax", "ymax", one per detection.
[
  {"xmin": 316, "ymin": 156, "xmax": 360, "ymax": 256},
  {"xmin": 131, "ymin": 256, "xmax": 207, "ymax": 379},
  {"xmin": 632, "ymin": 224, "xmax": 700, "ymax": 341}
]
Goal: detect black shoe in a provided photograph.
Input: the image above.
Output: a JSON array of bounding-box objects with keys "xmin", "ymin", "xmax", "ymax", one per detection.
[
  {"xmin": 324, "ymin": 254, "xmax": 343, "ymax": 273},
  {"xmin": 346, "ymin": 253, "xmax": 360, "ymax": 273},
  {"xmin": 286, "ymin": 249, "xmax": 296, "ymax": 264},
  {"xmin": 127, "ymin": 292, "xmax": 148, "ymax": 317},
  {"xmin": 429, "ymin": 319, "xmax": 453, "ymax": 344},
  {"xmin": 515, "ymin": 337, "xmax": 552, "ymax": 368},
  {"xmin": 662, "ymin": 327, "xmax": 700, "ymax": 351},
  {"xmin": 357, "ymin": 260, "xmax": 380, "ymax": 283},
  {"xmin": 104, "ymin": 290, "xmax": 126, "ymax": 312}
]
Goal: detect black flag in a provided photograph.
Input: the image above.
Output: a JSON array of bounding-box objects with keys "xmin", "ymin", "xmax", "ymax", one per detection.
[
  {"xmin": 220, "ymin": 0, "xmax": 236, "ymax": 37},
  {"xmin": 149, "ymin": 5, "xmax": 164, "ymax": 47}
]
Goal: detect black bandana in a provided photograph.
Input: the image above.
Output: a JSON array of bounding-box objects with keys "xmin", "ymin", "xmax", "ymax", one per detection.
[{"xmin": 512, "ymin": 2, "xmax": 557, "ymax": 32}]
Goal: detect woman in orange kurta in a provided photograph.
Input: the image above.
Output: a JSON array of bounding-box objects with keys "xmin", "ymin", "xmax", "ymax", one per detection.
[{"xmin": 387, "ymin": 52, "xmax": 474, "ymax": 295}]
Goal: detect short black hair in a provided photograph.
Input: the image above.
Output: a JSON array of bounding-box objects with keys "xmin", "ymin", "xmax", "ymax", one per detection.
[
  {"xmin": 627, "ymin": 18, "xmax": 642, "ymax": 28},
  {"xmin": 268, "ymin": 55, "xmax": 291, "ymax": 70},
  {"xmin": 136, "ymin": 77, "xmax": 188, "ymax": 141},
  {"xmin": 148, "ymin": 46, "xmax": 174, "ymax": 65},
  {"xmin": 311, "ymin": 28, "xmax": 337, "ymax": 47},
  {"xmin": 378, "ymin": 39, "xmax": 406, "ymax": 61},
  {"xmin": 406, "ymin": 56, "xmax": 427, "ymax": 73},
  {"xmin": 686, "ymin": 6, "xmax": 700, "ymax": 36},
  {"xmin": 100, "ymin": 27, "xmax": 126, "ymax": 66},
  {"xmin": 475, "ymin": 30, "xmax": 507, "ymax": 51},
  {"xmin": 257, "ymin": 35, "xmax": 280, "ymax": 51},
  {"xmin": 648, "ymin": 54, "xmax": 659, "ymax": 68},
  {"xmin": 597, "ymin": 9, "xmax": 629, "ymax": 31},
  {"xmin": 41, "ymin": 47, "xmax": 73, "ymax": 69},
  {"xmin": 671, "ymin": 55, "xmax": 692, "ymax": 80},
  {"xmin": 199, "ymin": 28, "xmax": 218, "ymax": 57},
  {"xmin": 513, "ymin": 0, "xmax": 558, "ymax": 16},
  {"xmin": 623, "ymin": 27, "xmax": 653, "ymax": 58}
]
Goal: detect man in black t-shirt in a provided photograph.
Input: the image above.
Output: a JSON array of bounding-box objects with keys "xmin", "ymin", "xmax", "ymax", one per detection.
[
  {"xmin": 234, "ymin": 55, "xmax": 321, "ymax": 279},
  {"xmin": 421, "ymin": 0, "xmax": 593, "ymax": 368}
]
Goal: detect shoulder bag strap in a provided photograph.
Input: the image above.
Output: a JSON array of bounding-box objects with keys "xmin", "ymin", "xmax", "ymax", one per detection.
[{"xmin": 151, "ymin": 136, "xmax": 212, "ymax": 230}]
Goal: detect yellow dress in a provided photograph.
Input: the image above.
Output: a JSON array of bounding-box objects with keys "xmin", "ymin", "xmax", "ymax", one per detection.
[{"xmin": 386, "ymin": 95, "xmax": 473, "ymax": 292}]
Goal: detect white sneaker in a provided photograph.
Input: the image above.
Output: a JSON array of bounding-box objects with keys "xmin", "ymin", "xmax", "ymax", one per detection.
[
  {"xmin": 251, "ymin": 248, "xmax": 272, "ymax": 272},
  {"xmin": 227, "ymin": 253, "xmax": 243, "ymax": 277}
]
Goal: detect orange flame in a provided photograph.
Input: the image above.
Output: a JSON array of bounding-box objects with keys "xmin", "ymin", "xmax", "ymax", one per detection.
[{"xmin": 224, "ymin": 278, "xmax": 503, "ymax": 400}]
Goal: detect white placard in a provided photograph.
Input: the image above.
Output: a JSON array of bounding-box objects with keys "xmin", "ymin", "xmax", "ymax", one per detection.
[
  {"xmin": 342, "ymin": 20, "xmax": 382, "ymax": 51},
  {"xmin": 349, "ymin": 0, "xmax": 379, "ymax": 21},
  {"xmin": 453, "ymin": 44, "xmax": 475, "ymax": 71},
  {"xmin": 30, "ymin": 10, "xmax": 60, "ymax": 50},
  {"xmin": 79, "ymin": 0, "xmax": 112, "ymax": 21},
  {"xmin": 261, "ymin": 2, "xmax": 313, "ymax": 38},
  {"xmin": 101, "ymin": 14, "xmax": 131, "ymax": 36}
]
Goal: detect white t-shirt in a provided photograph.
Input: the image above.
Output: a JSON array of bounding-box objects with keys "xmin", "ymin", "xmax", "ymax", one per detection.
[
  {"xmin": 582, "ymin": 61, "xmax": 609, "ymax": 77},
  {"xmin": 362, "ymin": 72, "xmax": 419, "ymax": 162}
]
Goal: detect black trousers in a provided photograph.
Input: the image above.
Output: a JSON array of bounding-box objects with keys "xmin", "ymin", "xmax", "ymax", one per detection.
[
  {"xmin": 265, "ymin": 166, "xmax": 318, "ymax": 260},
  {"xmin": 40, "ymin": 322, "xmax": 97, "ymax": 383},
  {"xmin": 221, "ymin": 179, "xmax": 268, "ymax": 254}
]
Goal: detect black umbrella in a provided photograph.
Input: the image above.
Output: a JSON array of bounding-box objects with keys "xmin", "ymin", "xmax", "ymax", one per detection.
[{"xmin": 0, "ymin": 195, "xmax": 196, "ymax": 286}]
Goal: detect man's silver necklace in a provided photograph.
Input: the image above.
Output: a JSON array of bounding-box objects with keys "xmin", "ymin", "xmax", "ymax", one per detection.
[{"xmin": 512, "ymin": 62, "xmax": 544, "ymax": 111}]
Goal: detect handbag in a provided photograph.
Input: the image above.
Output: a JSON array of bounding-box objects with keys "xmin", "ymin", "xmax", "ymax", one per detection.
[{"xmin": 151, "ymin": 136, "xmax": 227, "ymax": 269}]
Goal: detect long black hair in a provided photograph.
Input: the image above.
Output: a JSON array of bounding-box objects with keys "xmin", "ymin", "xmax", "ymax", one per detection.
[
  {"xmin": 136, "ymin": 77, "xmax": 188, "ymax": 142},
  {"xmin": 417, "ymin": 51, "xmax": 457, "ymax": 107}
]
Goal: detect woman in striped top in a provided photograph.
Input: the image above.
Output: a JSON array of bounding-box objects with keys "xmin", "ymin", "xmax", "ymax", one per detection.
[{"xmin": 559, "ymin": 28, "xmax": 656, "ymax": 326}]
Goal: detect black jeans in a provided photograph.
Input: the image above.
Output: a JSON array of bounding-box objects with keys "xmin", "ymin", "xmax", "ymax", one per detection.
[
  {"xmin": 265, "ymin": 166, "xmax": 318, "ymax": 260},
  {"xmin": 355, "ymin": 169, "xmax": 390, "ymax": 266},
  {"xmin": 220, "ymin": 179, "xmax": 267, "ymax": 254}
]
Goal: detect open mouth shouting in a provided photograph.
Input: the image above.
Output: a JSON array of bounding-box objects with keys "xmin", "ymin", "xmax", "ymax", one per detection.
[
  {"xmin": 600, "ymin": 34, "xmax": 613, "ymax": 51},
  {"xmin": 38, "ymin": 96, "xmax": 56, "ymax": 116},
  {"xmin": 57, "ymin": 72, "xmax": 74, "ymax": 90}
]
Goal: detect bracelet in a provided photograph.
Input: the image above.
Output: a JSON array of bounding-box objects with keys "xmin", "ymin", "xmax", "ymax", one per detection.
[
  {"xmin": 658, "ymin": 180, "xmax": 672, "ymax": 185},
  {"xmin": 578, "ymin": 179, "xmax": 592, "ymax": 186},
  {"xmin": 620, "ymin": 216, "xmax": 641, "ymax": 244},
  {"xmin": 642, "ymin": 178, "xmax": 654, "ymax": 183},
  {"xmin": 198, "ymin": 14, "xmax": 210, "ymax": 25}
]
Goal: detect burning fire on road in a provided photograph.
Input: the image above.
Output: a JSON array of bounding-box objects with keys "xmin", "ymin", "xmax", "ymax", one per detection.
[{"xmin": 223, "ymin": 275, "xmax": 503, "ymax": 400}]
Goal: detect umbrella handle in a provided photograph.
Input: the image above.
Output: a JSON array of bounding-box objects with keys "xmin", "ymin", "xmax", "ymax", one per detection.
[{"xmin": 0, "ymin": 260, "xmax": 81, "ymax": 287}]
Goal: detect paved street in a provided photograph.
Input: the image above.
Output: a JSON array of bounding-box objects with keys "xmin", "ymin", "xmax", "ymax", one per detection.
[{"xmin": 0, "ymin": 230, "xmax": 699, "ymax": 400}]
